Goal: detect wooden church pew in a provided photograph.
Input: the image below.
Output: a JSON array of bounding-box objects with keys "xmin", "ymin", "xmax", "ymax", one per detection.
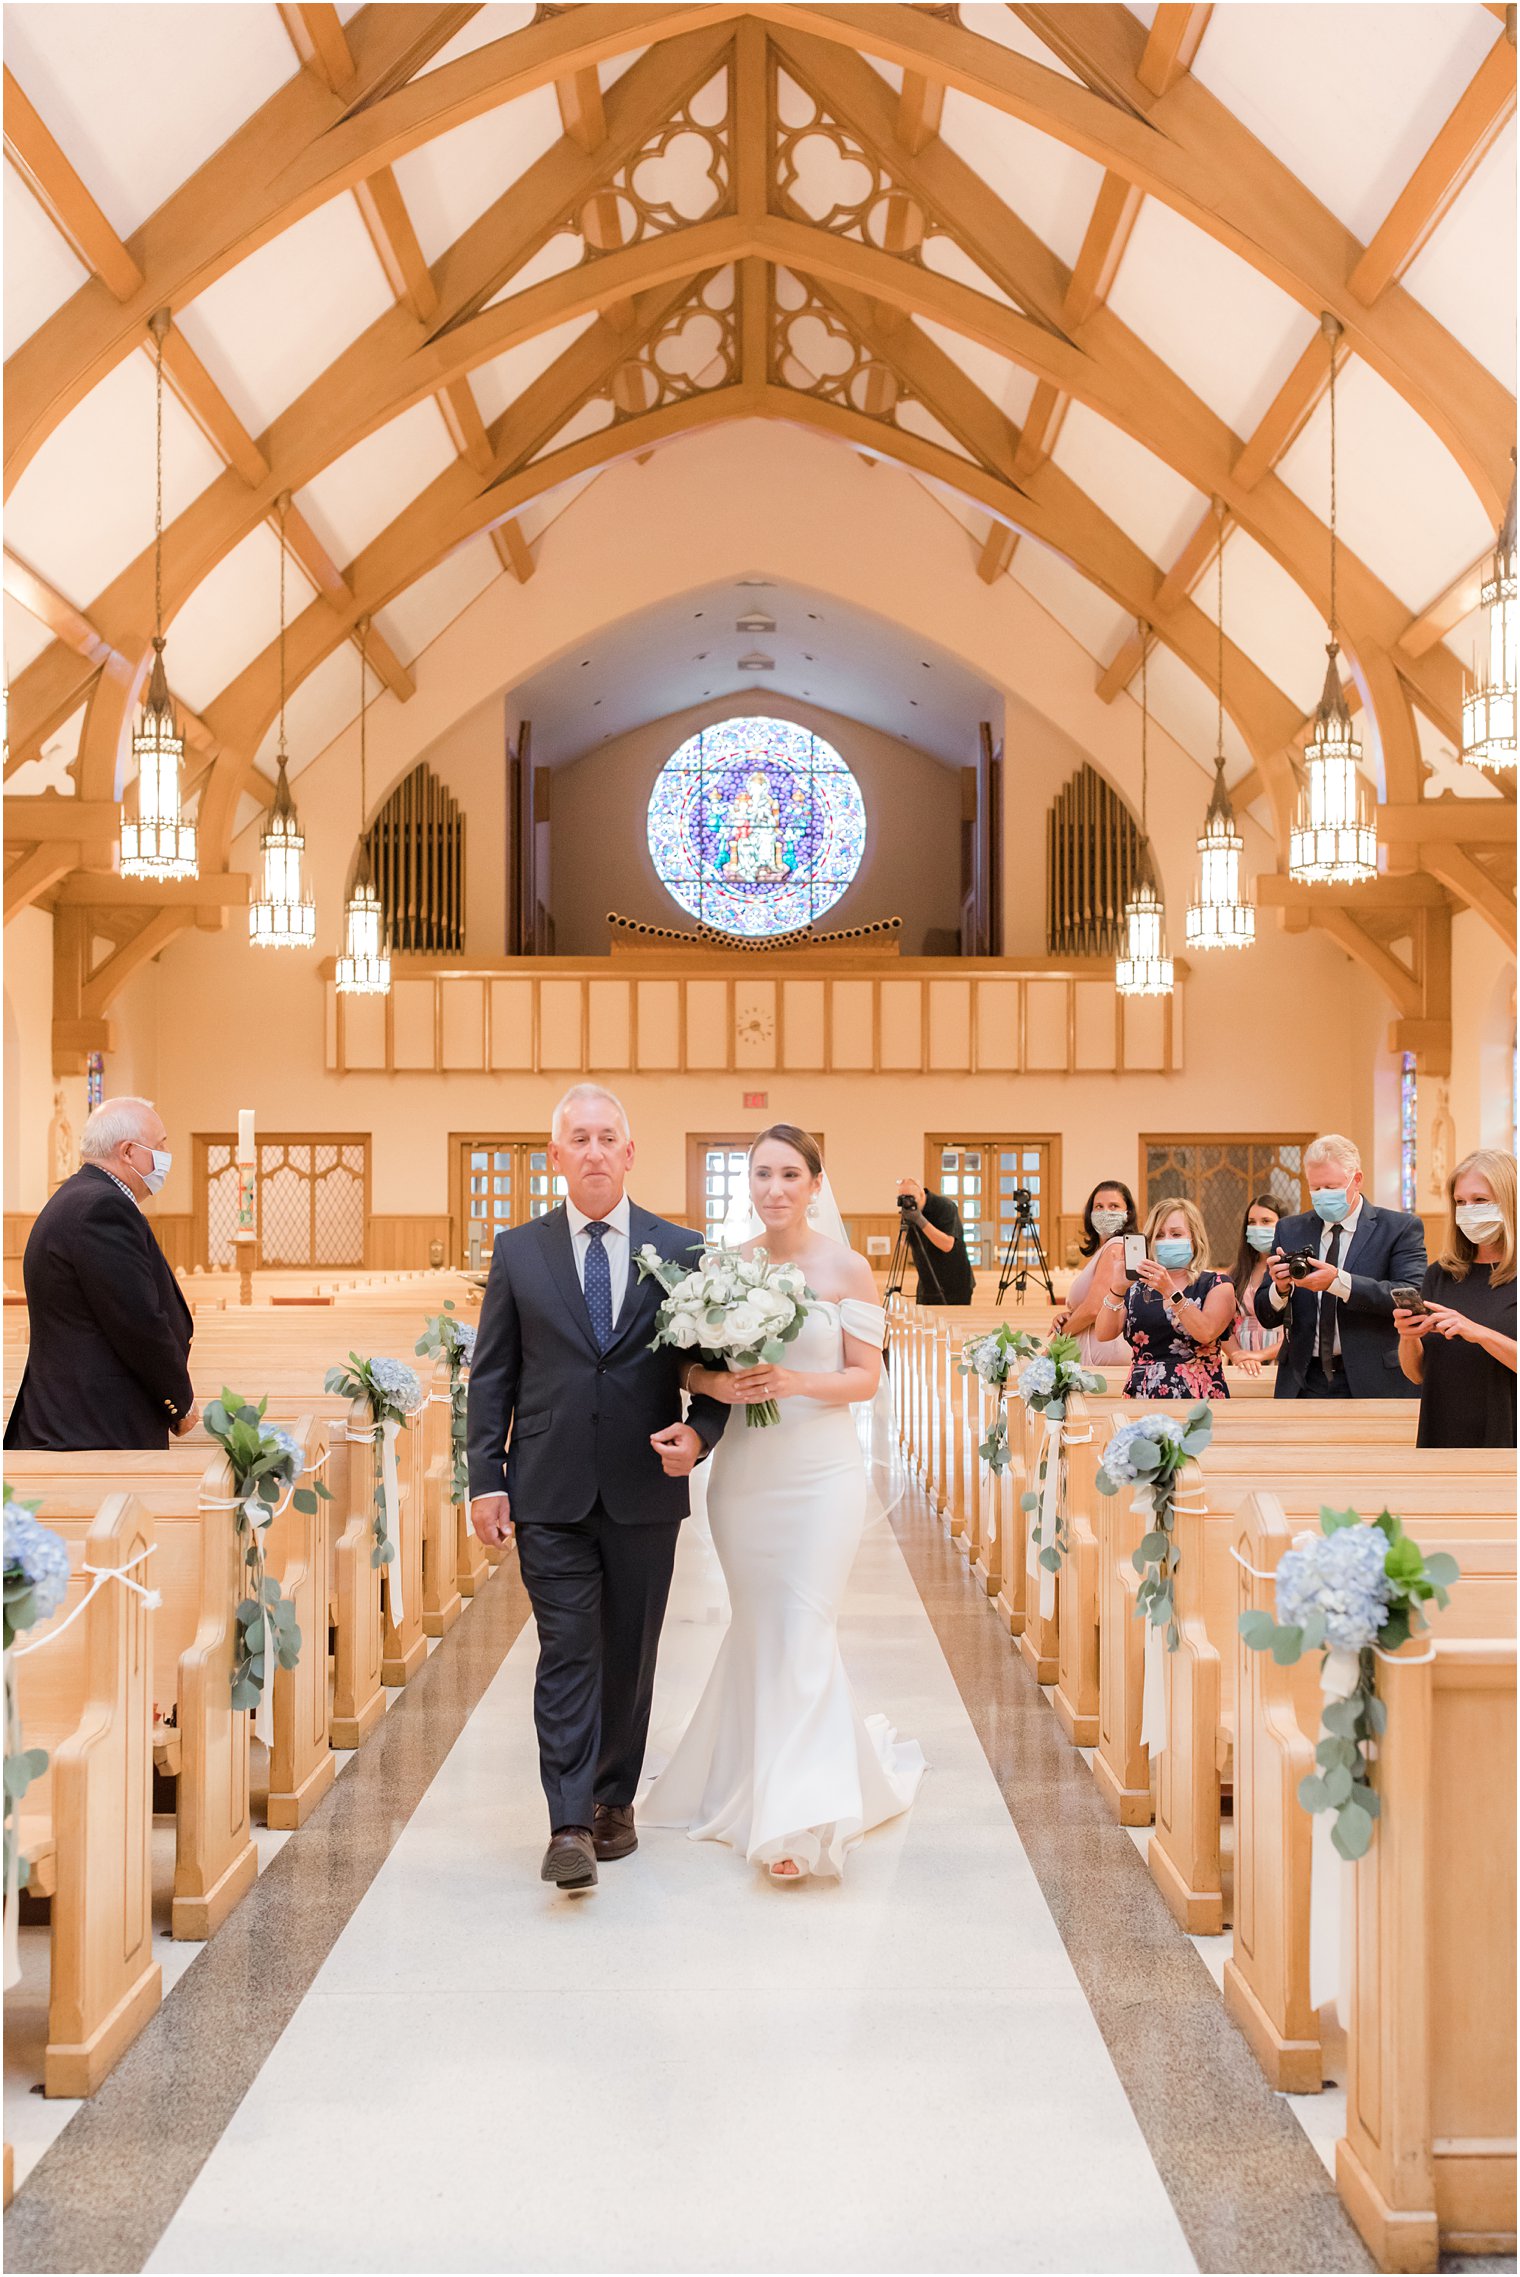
[
  {"xmin": 8, "ymin": 1492, "xmax": 161, "ymax": 2095},
  {"xmin": 1138, "ymin": 1446, "xmax": 1514, "ymax": 1928},
  {"xmin": 3, "ymin": 1446, "xmax": 262, "ymax": 1940},
  {"xmin": 1226, "ymin": 1490, "xmax": 1517, "ymax": 2098},
  {"xmin": 1337, "ymin": 1637, "xmax": 1516, "ymax": 2271}
]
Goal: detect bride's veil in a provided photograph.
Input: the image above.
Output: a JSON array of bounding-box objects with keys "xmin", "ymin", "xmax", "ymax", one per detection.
[{"xmin": 718, "ymin": 1160, "xmax": 904, "ymax": 1526}]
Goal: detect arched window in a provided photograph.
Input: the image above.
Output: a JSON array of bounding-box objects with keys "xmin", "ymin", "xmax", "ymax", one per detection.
[{"xmin": 646, "ymin": 716, "xmax": 866, "ymax": 939}]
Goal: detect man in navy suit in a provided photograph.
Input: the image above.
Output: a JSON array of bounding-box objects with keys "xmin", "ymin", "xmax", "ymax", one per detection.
[
  {"xmin": 1255, "ymin": 1131, "xmax": 1425, "ymax": 1399},
  {"xmin": 466, "ymin": 1084, "xmax": 728, "ymax": 1892},
  {"xmin": 5, "ymin": 1096, "xmax": 196, "ymax": 1450}
]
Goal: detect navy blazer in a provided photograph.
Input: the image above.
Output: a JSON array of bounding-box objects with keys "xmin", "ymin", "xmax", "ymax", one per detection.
[
  {"xmin": 1253, "ymin": 1199, "xmax": 1426, "ymax": 1399},
  {"xmin": 5, "ymin": 1165, "xmax": 194, "ymax": 1450},
  {"xmin": 465, "ymin": 1202, "xmax": 729, "ymax": 1525}
]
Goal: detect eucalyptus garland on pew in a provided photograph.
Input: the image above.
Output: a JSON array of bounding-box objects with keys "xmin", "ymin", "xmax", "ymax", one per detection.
[
  {"xmin": 415, "ymin": 1303, "xmax": 477, "ymax": 1505},
  {"xmin": 3, "ymin": 1494, "xmax": 70, "ymax": 1897},
  {"xmin": 957, "ymin": 1324, "xmax": 1041, "ymax": 1476},
  {"xmin": 1095, "ymin": 1405, "xmax": 1214, "ymax": 1652},
  {"xmin": 203, "ymin": 1394, "xmax": 331, "ymax": 1715},
  {"xmin": 1237, "ymin": 1507, "xmax": 1460, "ymax": 1859},
  {"xmin": 323, "ymin": 1354, "xmax": 424, "ymax": 1570},
  {"xmin": 1015, "ymin": 1334, "xmax": 1106, "ymax": 1579}
]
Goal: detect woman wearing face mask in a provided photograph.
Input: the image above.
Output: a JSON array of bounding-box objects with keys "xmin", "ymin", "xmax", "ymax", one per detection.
[
  {"xmin": 1225, "ymin": 1196, "xmax": 1284, "ymax": 1376},
  {"xmin": 1096, "ymin": 1197, "xmax": 1236, "ymax": 1400},
  {"xmin": 1050, "ymin": 1180, "xmax": 1136, "ymax": 1368},
  {"xmin": 1395, "ymin": 1149, "xmax": 1516, "ymax": 1448}
]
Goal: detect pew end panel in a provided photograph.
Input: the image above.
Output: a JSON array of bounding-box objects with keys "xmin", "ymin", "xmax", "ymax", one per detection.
[
  {"xmin": 8, "ymin": 1493, "xmax": 161, "ymax": 2098},
  {"xmin": 1337, "ymin": 1639, "xmax": 1517, "ymax": 2271}
]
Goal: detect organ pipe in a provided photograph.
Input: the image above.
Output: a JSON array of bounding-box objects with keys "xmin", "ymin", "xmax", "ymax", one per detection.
[{"xmin": 1045, "ymin": 763, "xmax": 1142, "ymax": 957}]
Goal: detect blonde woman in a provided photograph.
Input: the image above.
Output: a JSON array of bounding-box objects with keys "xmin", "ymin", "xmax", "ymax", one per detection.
[
  {"xmin": 1395, "ymin": 1148, "xmax": 1516, "ymax": 1448},
  {"xmin": 1096, "ymin": 1196, "xmax": 1236, "ymax": 1400}
]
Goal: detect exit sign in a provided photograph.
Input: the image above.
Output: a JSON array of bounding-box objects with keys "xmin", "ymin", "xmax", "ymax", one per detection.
[{"xmin": 743, "ymin": 1092, "xmax": 768, "ymax": 1109}]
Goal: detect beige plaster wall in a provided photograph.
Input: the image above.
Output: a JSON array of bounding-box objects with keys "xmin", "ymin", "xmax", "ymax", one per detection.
[{"xmin": 549, "ymin": 694, "xmax": 962, "ymax": 954}]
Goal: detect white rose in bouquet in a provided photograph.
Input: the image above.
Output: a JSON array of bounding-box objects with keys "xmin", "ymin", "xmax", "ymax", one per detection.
[{"xmin": 637, "ymin": 1240, "xmax": 816, "ymax": 1427}]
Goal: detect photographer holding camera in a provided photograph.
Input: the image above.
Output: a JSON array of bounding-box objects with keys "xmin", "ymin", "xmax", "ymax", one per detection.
[
  {"xmin": 895, "ymin": 1176, "xmax": 975, "ymax": 1306},
  {"xmin": 1254, "ymin": 1132, "xmax": 1425, "ymax": 1400}
]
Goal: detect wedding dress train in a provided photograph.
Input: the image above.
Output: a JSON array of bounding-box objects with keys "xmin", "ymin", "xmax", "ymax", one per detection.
[{"xmin": 641, "ymin": 1298, "xmax": 925, "ymax": 1878}]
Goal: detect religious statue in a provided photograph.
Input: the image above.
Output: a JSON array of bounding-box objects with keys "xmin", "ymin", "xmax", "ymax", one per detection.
[
  {"xmin": 47, "ymin": 1087, "xmax": 76, "ymax": 1193},
  {"xmin": 719, "ymin": 771, "xmax": 788, "ymax": 885}
]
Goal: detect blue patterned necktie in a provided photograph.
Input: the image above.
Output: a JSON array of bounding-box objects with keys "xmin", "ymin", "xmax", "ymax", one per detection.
[{"xmin": 583, "ymin": 1221, "xmax": 614, "ymax": 1352}]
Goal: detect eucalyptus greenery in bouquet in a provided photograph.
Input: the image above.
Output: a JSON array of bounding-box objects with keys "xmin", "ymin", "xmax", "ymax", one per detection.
[
  {"xmin": 1238, "ymin": 1506, "xmax": 1459, "ymax": 1859},
  {"xmin": 956, "ymin": 1324, "xmax": 1042, "ymax": 1475},
  {"xmin": 416, "ymin": 1302, "xmax": 477, "ymax": 1504},
  {"xmin": 1095, "ymin": 1404, "xmax": 1214, "ymax": 1652},
  {"xmin": 4, "ymin": 1494, "xmax": 70, "ymax": 1893},
  {"xmin": 323, "ymin": 1354, "xmax": 424, "ymax": 1567},
  {"xmin": 203, "ymin": 1392, "xmax": 332, "ymax": 1714},
  {"xmin": 1015, "ymin": 1334, "xmax": 1107, "ymax": 1577},
  {"xmin": 637, "ymin": 1243, "xmax": 813, "ymax": 1427}
]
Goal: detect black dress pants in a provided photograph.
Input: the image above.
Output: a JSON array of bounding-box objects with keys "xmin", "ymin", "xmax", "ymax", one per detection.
[
  {"xmin": 1300, "ymin": 1356, "xmax": 1351, "ymax": 1400},
  {"xmin": 513, "ymin": 1502, "xmax": 681, "ymax": 1831}
]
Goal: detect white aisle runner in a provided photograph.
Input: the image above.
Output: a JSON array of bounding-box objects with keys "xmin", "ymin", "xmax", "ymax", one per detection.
[{"xmin": 148, "ymin": 1522, "xmax": 1194, "ymax": 2276}]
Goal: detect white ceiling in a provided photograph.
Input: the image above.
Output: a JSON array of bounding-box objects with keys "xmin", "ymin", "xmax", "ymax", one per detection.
[
  {"xmin": 1, "ymin": 1, "xmax": 1512, "ymax": 807},
  {"xmin": 509, "ymin": 578, "xmax": 1003, "ymax": 769}
]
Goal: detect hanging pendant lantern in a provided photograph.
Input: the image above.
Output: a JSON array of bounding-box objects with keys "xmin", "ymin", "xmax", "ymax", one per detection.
[
  {"xmin": 1116, "ymin": 625, "xmax": 1174, "ymax": 997},
  {"xmin": 1461, "ymin": 460, "xmax": 1516, "ymax": 774},
  {"xmin": 335, "ymin": 619, "xmax": 390, "ymax": 997},
  {"xmin": 1186, "ymin": 504, "xmax": 1255, "ymax": 950},
  {"xmin": 120, "ymin": 310, "xmax": 197, "ymax": 882},
  {"xmin": 1289, "ymin": 315, "xmax": 1376, "ymax": 884},
  {"xmin": 250, "ymin": 497, "xmax": 316, "ymax": 948}
]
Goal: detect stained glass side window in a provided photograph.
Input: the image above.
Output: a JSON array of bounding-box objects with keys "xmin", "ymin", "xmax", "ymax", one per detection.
[
  {"xmin": 646, "ymin": 716, "xmax": 867, "ymax": 939},
  {"xmin": 1400, "ymin": 1053, "xmax": 1418, "ymax": 1211}
]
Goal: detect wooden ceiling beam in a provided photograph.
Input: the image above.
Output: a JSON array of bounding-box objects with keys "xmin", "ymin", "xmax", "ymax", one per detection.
[
  {"xmin": 977, "ymin": 524, "xmax": 1018, "ymax": 583},
  {"xmin": 1309, "ymin": 907, "xmax": 1424, "ymax": 1020},
  {"xmin": 1398, "ymin": 544, "xmax": 1498, "ymax": 660},
  {"xmin": 1136, "ymin": 5, "xmax": 1213, "ymax": 98},
  {"xmin": 158, "ymin": 322, "xmax": 269, "ymax": 486},
  {"xmin": 2, "ymin": 66, "xmax": 143, "ymax": 301},
  {"xmin": 2, "ymin": 797, "xmax": 122, "ymax": 843},
  {"xmin": 755, "ymin": 0, "xmax": 1512, "ymax": 515},
  {"xmin": 352, "ymin": 167, "xmax": 440, "ymax": 324},
  {"xmin": 3, "ymin": 5, "xmax": 726, "ymax": 493},
  {"xmin": 4, "ymin": 844, "xmax": 77, "ymax": 923},
  {"xmin": 1062, "ymin": 170, "xmax": 1144, "ymax": 330},
  {"xmin": 51, "ymin": 871, "xmax": 250, "ymax": 909},
  {"xmin": 439, "ymin": 377, "xmax": 496, "ymax": 477},
  {"xmin": 1420, "ymin": 843, "xmax": 1516, "ymax": 950},
  {"xmin": 556, "ymin": 66, "xmax": 609, "ymax": 153},
  {"xmin": 896, "ymin": 70, "xmax": 945, "ymax": 156},
  {"xmin": 491, "ymin": 521, "xmax": 536, "ymax": 580},
  {"xmin": 1348, "ymin": 37, "xmax": 1516, "ymax": 306},
  {"xmin": 1377, "ymin": 799, "xmax": 1516, "ymax": 845},
  {"xmin": 277, "ymin": 4, "xmax": 358, "ymax": 96},
  {"xmin": 80, "ymin": 908, "xmax": 190, "ymax": 1019},
  {"xmin": 4, "ymin": 550, "xmax": 113, "ymax": 670},
  {"xmin": 1255, "ymin": 870, "xmax": 1450, "ymax": 912}
]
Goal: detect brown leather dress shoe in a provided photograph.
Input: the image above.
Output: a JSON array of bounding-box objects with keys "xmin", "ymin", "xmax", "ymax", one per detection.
[
  {"xmin": 541, "ymin": 1827, "xmax": 598, "ymax": 1890},
  {"xmin": 593, "ymin": 1803, "xmax": 638, "ymax": 1861}
]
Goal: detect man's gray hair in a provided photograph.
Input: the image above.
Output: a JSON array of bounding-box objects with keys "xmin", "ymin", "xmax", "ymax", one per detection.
[
  {"xmin": 1304, "ymin": 1131, "xmax": 1362, "ymax": 1177},
  {"xmin": 550, "ymin": 1083, "xmax": 630, "ymax": 1141},
  {"xmin": 80, "ymin": 1096, "xmax": 158, "ymax": 1161}
]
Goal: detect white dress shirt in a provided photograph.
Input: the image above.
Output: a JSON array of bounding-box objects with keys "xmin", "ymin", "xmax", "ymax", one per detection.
[
  {"xmin": 565, "ymin": 1191, "xmax": 631, "ymax": 1325},
  {"xmin": 1270, "ymin": 1194, "xmax": 1363, "ymax": 1356}
]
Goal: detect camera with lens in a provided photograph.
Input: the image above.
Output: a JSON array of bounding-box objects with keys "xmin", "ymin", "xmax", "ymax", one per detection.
[
  {"xmin": 897, "ymin": 1192, "xmax": 917, "ymax": 1212},
  {"xmin": 1010, "ymin": 1186, "xmax": 1035, "ymax": 1216},
  {"xmin": 1284, "ymin": 1250, "xmax": 1322, "ymax": 1279}
]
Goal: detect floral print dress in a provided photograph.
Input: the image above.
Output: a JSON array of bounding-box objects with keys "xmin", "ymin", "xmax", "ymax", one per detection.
[{"xmin": 1121, "ymin": 1272, "xmax": 1231, "ymax": 1400}]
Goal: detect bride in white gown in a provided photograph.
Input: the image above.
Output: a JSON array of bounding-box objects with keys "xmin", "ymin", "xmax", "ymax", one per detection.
[{"xmin": 641, "ymin": 1124, "xmax": 925, "ymax": 1881}]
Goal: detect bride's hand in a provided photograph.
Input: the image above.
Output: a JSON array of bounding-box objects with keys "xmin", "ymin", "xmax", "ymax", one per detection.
[
  {"xmin": 688, "ymin": 1365, "xmax": 743, "ymax": 1406},
  {"xmin": 728, "ymin": 1364, "xmax": 800, "ymax": 1405}
]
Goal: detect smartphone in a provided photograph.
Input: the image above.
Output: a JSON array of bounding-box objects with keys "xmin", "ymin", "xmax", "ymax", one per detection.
[
  {"xmin": 1389, "ymin": 1284, "xmax": 1430, "ymax": 1316},
  {"xmin": 1123, "ymin": 1235, "xmax": 1148, "ymax": 1284}
]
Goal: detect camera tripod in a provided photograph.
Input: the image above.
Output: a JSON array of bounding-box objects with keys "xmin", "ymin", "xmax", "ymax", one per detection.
[
  {"xmin": 996, "ymin": 1196, "xmax": 1055, "ymax": 1304},
  {"xmin": 885, "ymin": 1206, "xmax": 947, "ymax": 1305}
]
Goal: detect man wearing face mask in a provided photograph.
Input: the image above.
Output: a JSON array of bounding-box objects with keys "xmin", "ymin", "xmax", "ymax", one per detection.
[
  {"xmin": 1254, "ymin": 1131, "xmax": 1425, "ymax": 1400},
  {"xmin": 5, "ymin": 1096, "xmax": 197, "ymax": 1451}
]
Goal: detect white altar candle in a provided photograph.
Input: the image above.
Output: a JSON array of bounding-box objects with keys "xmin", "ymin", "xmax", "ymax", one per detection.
[{"xmin": 237, "ymin": 1107, "xmax": 256, "ymax": 1164}]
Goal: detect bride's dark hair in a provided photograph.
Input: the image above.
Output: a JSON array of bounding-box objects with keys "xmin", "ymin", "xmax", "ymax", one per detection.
[{"xmin": 750, "ymin": 1123, "xmax": 824, "ymax": 1180}]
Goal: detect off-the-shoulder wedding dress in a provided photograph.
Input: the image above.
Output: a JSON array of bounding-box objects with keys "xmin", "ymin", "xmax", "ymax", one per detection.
[{"xmin": 641, "ymin": 1296, "xmax": 925, "ymax": 1878}]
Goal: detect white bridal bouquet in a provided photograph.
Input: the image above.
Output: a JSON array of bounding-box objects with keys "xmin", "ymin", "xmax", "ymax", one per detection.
[{"xmin": 637, "ymin": 1243, "xmax": 815, "ymax": 1427}]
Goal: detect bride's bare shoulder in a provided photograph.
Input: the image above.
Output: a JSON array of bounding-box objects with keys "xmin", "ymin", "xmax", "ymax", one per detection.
[{"xmin": 807, "ymin": 1239, "xmax": 877, "ymax": 1303}]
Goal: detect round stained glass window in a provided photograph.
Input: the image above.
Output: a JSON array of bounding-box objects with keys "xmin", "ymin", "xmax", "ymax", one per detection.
[{"xmin": 645, "ymin": 717, "xmax": 867, "ymax": 939}]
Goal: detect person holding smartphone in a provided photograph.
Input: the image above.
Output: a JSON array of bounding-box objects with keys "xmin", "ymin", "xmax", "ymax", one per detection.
[
  {"xmin": 1395, "ymin": 1148, "xmax": 1516, "ymax": 1448},
  {"xmin": 1225, "ymin": 1195, "xmax": 1284, "ymax": 1376},
  {"xmin": 1095, "ymin": 1197, "xmax": 1236, "ymax": 1400},
  {"xmin": 1050, "ymin": 1179, "xmax": 1136, "ymax": 1368}
]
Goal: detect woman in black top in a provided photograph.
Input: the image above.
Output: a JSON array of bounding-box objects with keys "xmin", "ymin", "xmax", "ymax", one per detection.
[{"xmin": 1395, "ymin": 1148, "xmax": 1517, "ymax": 1448}]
